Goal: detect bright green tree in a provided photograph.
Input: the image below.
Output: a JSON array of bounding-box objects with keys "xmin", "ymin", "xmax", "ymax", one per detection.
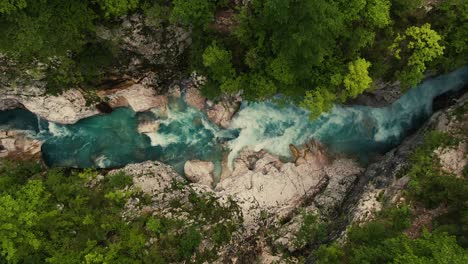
[
  {"xmin": 0, "ymin": 0, "xmax": 27, "ymax": 14},
  {"xmin": 202, "ymin": 42, "xmax": 235, "ymax": 83},
  {"xmin": 365, "ymin": 0, "xmax": 391, "ymax": 28},
  {"xmin": 390, "ymin": 23, "xmax": 445, "ymax": 88},
  {"xmin": 0, "ymin": 180, "xmax": 56, "ymax": 263},
  {"xmin": 300, "ymin": 87, "xmax": 336, "ymax": 120},
  {"xmin": 343, "ymin": 58, "xmax": 373, "ymax": 98},
  {"xmin": 96, "ymin": 0, "xmax": 139, "ymax": 17}
]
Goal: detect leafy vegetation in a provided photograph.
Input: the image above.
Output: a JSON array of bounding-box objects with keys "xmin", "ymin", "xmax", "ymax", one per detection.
[
  {"xmin": 0, "ymin": 160, "xmax": 241, "ymax": 263},
  {"xmin": 0, "ymin": 0, "xmax": 466, "ymax": 116},
  {"xmin": 294, "ymin": 213, "xmax": 328, "ymax": 249},
  {"xmin": 313, "ymin": 206, "xmax": 468, "ymax": 263},
  {"xmin": 312, "ymin": 127, "xmax": 468, "ymax": 263}
]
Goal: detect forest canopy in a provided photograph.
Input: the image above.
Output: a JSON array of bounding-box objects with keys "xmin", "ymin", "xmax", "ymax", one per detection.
[{"xmin": 0, "ymin": 0, "xmax": 466, "ymax": 112}]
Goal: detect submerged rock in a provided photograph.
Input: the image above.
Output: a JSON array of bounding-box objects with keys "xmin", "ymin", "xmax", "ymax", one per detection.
[
  {"xmin": 184, "ymin": 160, "xmax": 214, "ymax": 187},
  {"xmin": 137, "ymin": 120, "xmax": 159, "ymax": 134}
]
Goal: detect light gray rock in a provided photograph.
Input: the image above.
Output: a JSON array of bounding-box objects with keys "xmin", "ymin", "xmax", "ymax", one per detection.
[
  {"xmin": 184, "ymin": 160, "xmax": 215, "ymax": 187},
  {"xmin": 206, "ymin": 97, "xmax": 241, "ymax": 128},
  {"xmin": 215, "ymin": 145, "xmax": 360, "ymax": 229},
  {"xmin": 98, "ymin": 84, "xmax": 168, "ymax": 113},
  {"xmin": 0, "ymin": 130, "xmax": 42, "ymax": 159},
  {"xmin": 185, "ymin": 86, "xmax": 206, "ymax": 110},
  {"xmin": 434, "ymin": 141, "xmax": 467, "ymax": 178},
  {"xmin": 109, "ymin": 161, "xmax": 185, "ymax": 195}
]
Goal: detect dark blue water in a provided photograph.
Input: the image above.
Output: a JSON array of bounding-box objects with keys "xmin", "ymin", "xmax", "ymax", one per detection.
[{"xmin": 1, "ymin": 67, "xmax": 467, "ymax": 176}]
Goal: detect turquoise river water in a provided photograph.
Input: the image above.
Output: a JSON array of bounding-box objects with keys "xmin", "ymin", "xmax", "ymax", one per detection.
[{"xmin": 1, "ymin": 67, "xmax": 467, "ymax": 178}]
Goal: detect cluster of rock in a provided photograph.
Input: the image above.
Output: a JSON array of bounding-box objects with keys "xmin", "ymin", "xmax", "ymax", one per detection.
[
  {"xmin": 0, "ymin": 130, "xmax": 42, "ymax": 159},
  {"xmin": 107, "ymin": 139, "xmax": 363, "ymax": 262}
]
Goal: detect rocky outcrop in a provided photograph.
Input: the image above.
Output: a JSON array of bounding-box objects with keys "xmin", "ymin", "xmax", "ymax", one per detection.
[
  {"xmin": 184, "ymin": 160, "xmax": 214, "ymax": 187},
  {"xmin": 347, "ymin": 92, "xmax": 468, "ymax": 225},
  {"xmin": 0, "ymin": 130, "xmax": 42, "ymax": 159},
  {"xmin": 97, "ymin": 84, "xmax": 168, "ymax": 113},
  {"xmin": 0, "ymin": 88, "xmax": 98, "ymax": 124},
  {"xmin": 1, "ymin": 12, "xmax": 191, "ymax": 123},
  {"xmin": 185, "ymin": 86, "xmax": 206, "ymax": 110},
  {"xmin": 434, "ymin": 141, "xmax": 467, "ymax": 178},
  {"xmin": 96, "ymin": 14, "xmax": 191, "ymax": 87},
  {"xmin": 206, "ymin": 98, "xmax": 241, "ymax": 128},
  {"xmin": 216, "ymin": 142, "xmax": 363, "ymax": 232},
  {"xmin": 109, "ymin": 160, "xmax": 185, "ymax": 195},
  {"xmin": 347, "ymin": 80, "xmax": 402, "ymax": 107}
]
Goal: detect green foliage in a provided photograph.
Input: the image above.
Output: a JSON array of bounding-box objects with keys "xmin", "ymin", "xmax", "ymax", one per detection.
[
  {"xmin": 141, "ymin": 0, "xmax": 171, "ymax": 27},
  {"xmin": 407, "ymin": 131, "xmax": 464, "ymax": 209},
  {"xmin": 170, "ymin": 0, "xmax": 215, "ymax": 28},
  {"xmin": 300, "ymin": 87, "xmax": 336, "ymax": 120},
  {"xmin": 391, "ymin": 0, "xmax": 423, "ymax": 20},
  {"xmin": 96, "ymin": 0, "xmax": 139, "ymax": 17},
  {"xmin": 314, "ymin": 244, "xmax": 345, "ymax": 264},
  {"xmin": 0, "ymin": 162, "xmax": 242, "ymax": 263},
  {"xmin": 0, "ymin": 180, "xmax": 56, "ymax": 263},
  {"xmin": 0, "ymin": 0, "xmax": 26, "ymax": 14},
  {"xmin": 390, "ymin": 24, "xmax": 445, "ymax": 89},
  {"xmin": 429, "ymin": 0, "xmax": 468, "ymax": 71},
  {"xmin": 364, "ymin": 0, "xmax": 391, "ymax": 28},
  {"xmin": 314, "ymin": 206, "xmax": 468, "ymax": 263},
  {"xmin": 0, "ymin": 0, "xmax": 96, "ymax": 60},
  {"xmin": 294, "ymin": 213, "xmax": 327, "ymax": 249},
  {"xmin": 343, "ymin": 58, "xmax": 373, "ymax": 98},
  {"xmin": 202, "ymin": 42, "xmax": 236, "ymax": 83}
]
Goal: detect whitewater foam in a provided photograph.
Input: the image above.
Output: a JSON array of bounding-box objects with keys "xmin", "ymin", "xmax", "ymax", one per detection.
[{"xmin": 48, "ymin": 123, "xmax": 71, "ymax": 137}]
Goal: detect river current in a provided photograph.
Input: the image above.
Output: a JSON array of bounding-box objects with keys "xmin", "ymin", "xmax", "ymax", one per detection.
[{"xmin": 1, "ymin": 67, "xmax": 467, "ymax": 179}]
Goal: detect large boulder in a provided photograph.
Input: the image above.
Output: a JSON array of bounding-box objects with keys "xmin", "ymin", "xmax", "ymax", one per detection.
[
  {"xmin": 0, "ymin": 130, "xmax": 42, "ymax": 159},
  {"xmin": 184, "ymin": 160, "xmax": 214, "ymax": 187},
  {"xmin": 6, "ymin": 89, "xmax": 98, "ymax": 124},
  {"xmin": 98, "ymin": 84, "xmax": 168, "ymax": 113},
  {"xmin": 185, "ymin": 86, "xmax": 206, "ymax": 110},
  {"xmin": 109, "ymin": 161, "xmax": 185, "ymax": 195},
  {"xmin": 206, "ymin": 96, "xmax": 241, "ymax": 128}
]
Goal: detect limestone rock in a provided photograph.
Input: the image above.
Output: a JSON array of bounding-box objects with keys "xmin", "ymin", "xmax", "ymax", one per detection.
[
  {"xmin": 0, "ymin": 130, "xmax": 42, "ymax": 159},
  {"xmin": 184, "ymin": 160, "xmax": 215, "ymax": 187},
  {"xmin": 98, "ymin": 84, "xmax": 168, "ymax": 113},
  {"xmin": 185, "ymin": 86, "xmax": 206, "ymax": 110},
  {"xmin": 434, "ymin": 141, "xmax": 467, "ymax": 178},
  {"xmin": 18, "ymin": 89, "xmax": 98, "ymax": 124},
  {"xmin": 109, "ymin": 161, "xmax": 185, "ymax": 195},
  {"xmin": 206, "ymin": 99, "xmax": 241, "ymax": 128},
  {"xmin": 216, "ymin": 149, "xmax": 329, "ymax": 226}
]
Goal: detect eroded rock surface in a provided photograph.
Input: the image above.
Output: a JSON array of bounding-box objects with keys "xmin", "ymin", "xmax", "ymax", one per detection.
[
  {"xmin": 0, "ymin": 130, "xmax": 42, "ymax": 159},
  {"xmin": 109, "ymin": 160, "xmax": 184, "ymax": 195},
  {"xmin": 184, "ymin": 160, "xmax": 215, "ymax": 187},
  {"xmin": 98, "ymin": 84, "xmax": 168, "ymax": 113},
  {"xmin": 206, "ymin": 95, "xmax": 241, "ymax": 128}
]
